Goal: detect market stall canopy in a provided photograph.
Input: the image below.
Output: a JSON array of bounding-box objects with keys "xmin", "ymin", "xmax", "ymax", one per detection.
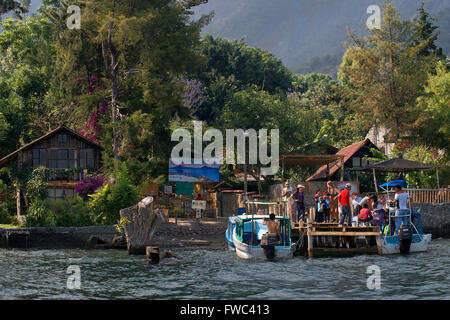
[{"xmin": 350, "ymin": 158, "xmax": 444, "ymax": 172}]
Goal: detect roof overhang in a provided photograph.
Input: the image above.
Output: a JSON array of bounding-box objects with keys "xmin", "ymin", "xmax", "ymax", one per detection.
[{"xmin": 280, "ymin": 154, "xmax": 344, "ymax": 167}]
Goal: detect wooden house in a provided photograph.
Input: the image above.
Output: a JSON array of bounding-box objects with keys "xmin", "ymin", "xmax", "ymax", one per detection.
[
  {"xmin": 0, "ymin": 126, "xmax": 102, "ymax": 218},
  {"xmin": 306, "ymin": 138, "xmax": 379, "ymax": 181}
]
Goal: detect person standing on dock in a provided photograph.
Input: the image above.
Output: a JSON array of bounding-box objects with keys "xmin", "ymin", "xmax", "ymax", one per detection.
[
  {"xmin": 327, "ymin": 181, "xmax": 340, "ymax": 222},
  {"xmin": 282, "ymin": 181, "xmax": 293, "ymax": 222},
  {"xmin": 338, "ymin": 183, "xmax": 353, "ymax": 226},
  {"xmin": 293, "ymin": 184, "xmax": 306, "ymax": 222}
]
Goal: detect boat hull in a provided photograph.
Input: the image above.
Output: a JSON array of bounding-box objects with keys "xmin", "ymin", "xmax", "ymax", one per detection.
[
  {"xmin": 232, "ymin": 230, "xmax": 293, "ymax": 260},
  {"xmin": 225, "ymin": 218, "xmax": 236, "ymax": 250},
  {"xmin": 381, "ymin": 234, "xmax": 431, "ymax": 255}
]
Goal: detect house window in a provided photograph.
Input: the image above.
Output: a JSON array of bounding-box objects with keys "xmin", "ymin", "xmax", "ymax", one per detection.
[
  {"xmin": 361, "ymin": 158, "xmax": 368, "ymax": 167},
  {"xmin": 48, "ymin": 149, "xmax": 78, "ymax": 169},
  {"xmin": 57, "ymin": 150, "xmax": 68, "ymax": 169},
  {"xmin": 80, "ymin": 149, "xmax": 95, "ymax": 169},
  {"xmin": 69, "ymin": 150, "xmax": 78, "ymax": 168},
  {"xmin": 58, "ymin": 134, "xmax": 68, "ymax": 144},
  {"xmin": 32, "ymin": 149, "xmax": 46, "ymax": 168},
  {"xmin": 352, "ymin": 157, "xmax": 361, "ymax": 167}
]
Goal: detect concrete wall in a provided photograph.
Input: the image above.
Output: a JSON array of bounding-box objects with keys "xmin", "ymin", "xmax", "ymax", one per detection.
[
  {"xmin": 412, "ymin": 203, "xmax": 450, "ymax": 238},
  {"xmin": 0, "ymin": 219, "xmax": 229, "ymax": 250},
  {"xmin": 0, "ymin": 226, "xmax": 121, "ymax": 249}
]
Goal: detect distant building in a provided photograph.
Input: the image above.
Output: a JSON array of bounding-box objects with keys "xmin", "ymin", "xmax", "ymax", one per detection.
[
  {"xmin": 365, "ymin": 125, "xmax": 396, "ymax": 155},
  {"xmin": 306, "ymin": 138, "xmax": 379, "ymax": 181},
  {"xmin": 0, "ymin": 126, "xmax": 103, "ymax": 218}
]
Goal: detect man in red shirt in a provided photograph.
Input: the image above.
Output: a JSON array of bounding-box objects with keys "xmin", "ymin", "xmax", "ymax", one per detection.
[{"xmin": 338, "ymin": 183, "xmax": 353, "ymax": 226}]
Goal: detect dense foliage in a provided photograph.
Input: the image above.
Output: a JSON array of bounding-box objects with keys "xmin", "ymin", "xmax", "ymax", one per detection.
[{"xmin": 0, "ymin": 1, "xmax": 448, "ymax": 227}]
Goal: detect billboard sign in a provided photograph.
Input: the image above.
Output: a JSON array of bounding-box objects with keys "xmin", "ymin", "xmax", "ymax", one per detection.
[{"xmin": 169, "ymin": 159, "xmax": 219, "ymax": 183}]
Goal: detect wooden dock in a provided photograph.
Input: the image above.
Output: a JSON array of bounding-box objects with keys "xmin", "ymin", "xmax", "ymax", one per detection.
[{"xmin": 292, "ymin": 219, "xmax": 382, "ymax": 258}]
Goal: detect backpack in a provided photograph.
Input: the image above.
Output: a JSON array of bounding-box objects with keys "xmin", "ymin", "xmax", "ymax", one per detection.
[{"xmin": 318, "ymin": 198, "xmax": 326, "ymax": 213}]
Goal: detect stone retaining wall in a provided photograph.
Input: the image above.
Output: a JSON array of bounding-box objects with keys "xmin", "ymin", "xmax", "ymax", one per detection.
[
  {"xmin": 412, "ymin": 203, "xmax": 450, "ymax": 238},
  {"xmin": 0, "ymin": 218, "xmax": 228, "ymax": 250},
  {"xmin": 0, "ymin": 225, "xmax": 121, "ymax": 249}
]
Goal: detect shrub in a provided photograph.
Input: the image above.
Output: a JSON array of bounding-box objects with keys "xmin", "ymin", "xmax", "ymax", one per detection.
[
  {"xmin": 74, "ymin": 175, "xmax": 105, "ymax": 200},
  {"xmin": 0, "ymin": 202, "xmax": 18, "ymax": 225},
  {"xmin": 25, "ymin": 167, "xmax": 49, "ymax": 202},
  {"xmin": 89, "ymin": 163, "xmax": 139, "ymax": 225},
  {"xmin": 48, "ymin": 197, "xmax": 94, "ymax": 227},
  {"xmin": 25, "ymin": 199, "xmax": 54, "ymax": 227},
  {"xmin": 25, "ymin": 197, "xmax": 94, "ymax": 227}
]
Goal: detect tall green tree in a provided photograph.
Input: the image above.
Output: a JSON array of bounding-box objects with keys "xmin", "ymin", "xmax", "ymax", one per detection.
[
  {"xmin": 412, "ymin": 3, "xmax": 445, "ymax": 60},
  {"xmin": 0, "ymin": 16, "xmax": 56, "ymax": 157},
  {"xmin": 0, "ymin": 0, "xmax": 28, "ymax": 17},
  {"xmin": 339, "ymin": 2, "xmax": 436, "ymax": 143},
  {"xmin": 415, "ymin": 61, "xmax": 450, "ymax": 151},
  {"xmin": 46, "ymin": 0, "xmax": 211, "ymax": 183},
  {"xmin": 193, "ymin": 35, "xmax": 293, "ymax": 123}
]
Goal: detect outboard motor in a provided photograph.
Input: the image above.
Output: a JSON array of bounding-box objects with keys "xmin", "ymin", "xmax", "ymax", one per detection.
[
  {"xmin": 261, "ymin": 233, "xmax": 278, "ymax": 261},
  {"xmin": 398, "ymin": 223, "xmax": 413, "ymax": 254}
]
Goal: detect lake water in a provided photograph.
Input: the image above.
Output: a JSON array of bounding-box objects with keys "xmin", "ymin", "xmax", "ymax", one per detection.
[{"xmin": 0, "ymin": 239, "xmax": 449, "ymax": 300}]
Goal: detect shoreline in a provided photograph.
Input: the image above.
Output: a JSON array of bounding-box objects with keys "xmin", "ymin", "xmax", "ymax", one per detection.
[
  {"xmin": 0, "ymin": 218, "xmax": 228, "ymax": 251},
  {"xmin": 1, "ymin": 213, "xmax": 448, "ymax": 251}
]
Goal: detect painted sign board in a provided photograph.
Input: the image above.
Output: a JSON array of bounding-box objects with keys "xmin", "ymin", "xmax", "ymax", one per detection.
[
  {"xmin": 164, "ymin": 185, "xmax": 173, "ymax": 194},
  {"xmin": 192, "ymin": 200, "xmax": 207, "ymax": 210},
  {"xmin": 169, "ymin": 159, "xmax": 219, "ymax": 183}
]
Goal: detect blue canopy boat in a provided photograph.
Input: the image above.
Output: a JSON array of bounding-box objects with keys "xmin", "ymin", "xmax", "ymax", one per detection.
[
  {"xmin": 377, "ymin": 179, "xmax": 431, "ymax": 254},
  {"xmin": 380, "ymin": 207, "xmax": 431, "ymax": 254},
  {"xmin": 232, "ymin": 213, "xmax": 294, "ymax": 260},
  {"xmin": 226, "ymin": 216, "xmax": 237, "ymax": 250}
]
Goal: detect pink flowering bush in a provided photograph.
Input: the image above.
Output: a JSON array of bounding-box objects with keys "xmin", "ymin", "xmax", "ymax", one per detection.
[{"xmin": 74, "ymin": 175, "xmax": 105, "ymax": 199}]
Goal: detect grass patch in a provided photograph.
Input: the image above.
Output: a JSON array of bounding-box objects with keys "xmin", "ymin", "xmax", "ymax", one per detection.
[{"xmin": 0, "ymin": 224, "xmax": 19, "ymax": 229}]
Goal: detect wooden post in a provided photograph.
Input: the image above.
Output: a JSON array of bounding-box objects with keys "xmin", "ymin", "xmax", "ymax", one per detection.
[
  {"xmin": 146, "ymin": 246, "xmax": 160, "ymax": 264},
  {"xmin": 16, "ymin": 187, "xmax": 21, "ymax": 223},
  {"xmin": 436, "ymin": 168, "xmax": 440, "ymax": 189},
  {"xmin": 340, "ymin": 156, "xmax": 344, "ymax": 182},
  {"xmin": 120, "ymin": 197, "xmax": 166, "ymax": 255},
  {"xmin": 307, "ymin": 216, "xmax": 313, "ymax": 258},
  {"xmin": 372, "ymin": 168, "xmax": 379, "ymax": 194},
  {"xmin": 376, "ymin": 235, "xmax": 382, "ymax": 256}
]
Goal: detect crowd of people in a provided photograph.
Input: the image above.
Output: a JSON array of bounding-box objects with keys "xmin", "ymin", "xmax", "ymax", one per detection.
[{"xmin": 282, "ymin": 180, "xmax": 412, "ymax": 235}]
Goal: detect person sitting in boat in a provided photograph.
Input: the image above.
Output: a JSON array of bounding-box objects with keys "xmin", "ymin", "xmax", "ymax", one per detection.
[
  {"xmin": 357, "ymin": 203, "xmax": 373, "ymax": 226},
  {"xmin": 262, "ymin": 213, "xmax": 281, "ymax": 244}
]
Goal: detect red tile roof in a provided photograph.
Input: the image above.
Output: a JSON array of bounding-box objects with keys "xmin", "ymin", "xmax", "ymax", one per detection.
[{"xmin": 306, "ymin": 139, "xmax": 373, "ymax": 181}]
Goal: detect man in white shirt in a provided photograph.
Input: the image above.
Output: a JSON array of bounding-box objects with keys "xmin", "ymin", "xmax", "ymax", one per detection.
[
  {"xmin": 392, "ymin": 185, "xmax": 410, "ymax": 233},
  {"xmin": 394, "ymin": 186, "xmax": 410, "ymax": 209}
]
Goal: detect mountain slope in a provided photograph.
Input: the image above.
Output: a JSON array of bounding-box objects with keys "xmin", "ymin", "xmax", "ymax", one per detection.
[{"xmin": 195, "ymin": 0, "xmax": 450, "ymax": 74}]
